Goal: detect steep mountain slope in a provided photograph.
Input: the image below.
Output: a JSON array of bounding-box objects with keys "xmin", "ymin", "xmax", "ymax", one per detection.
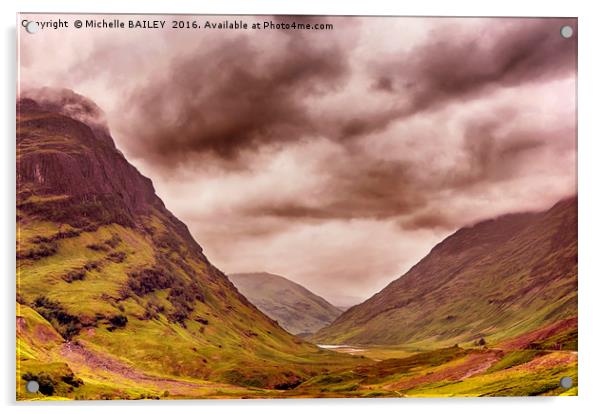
[
  {"xmin": 313, "ymin": 197, "xmax": 577, "ymax": 347},
  {"xmin": 16, "ymin": 92, "xmax": 356, "ymax": 400},
  {"xmin": 229, "ymin": 272, "xmax": 342, "ymax": 335}
]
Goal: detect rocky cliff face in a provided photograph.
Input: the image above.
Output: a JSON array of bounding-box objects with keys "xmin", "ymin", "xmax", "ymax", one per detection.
[
  {"xmin": 17, "ymin": 94, "xmax": 209, "ymax": 259},
  {"xmin": 18, "ymin": 97, "xmax": 160, "ymax": 224}
]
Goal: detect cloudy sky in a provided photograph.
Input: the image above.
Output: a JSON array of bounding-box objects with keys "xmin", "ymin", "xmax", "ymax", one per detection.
[{"xmin": 18, "ymin": 15, "xmax": 577, "ymax": 306}]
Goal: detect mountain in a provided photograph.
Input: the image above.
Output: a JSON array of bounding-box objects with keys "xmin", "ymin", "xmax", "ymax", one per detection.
[
  {"xmin": 14, "ymin": 90, "xmax": 578, "ymax": 399},
  {"xmin": 16, "ymin": 91, "xmax": 356, "ymax": 400},
  {"xmin": 229, "ymin": 272, "xmax": 342, "ymax": 335},
  {"xmin": 313, "ymin": 197, "xmax": 577, "ymax": 347}
]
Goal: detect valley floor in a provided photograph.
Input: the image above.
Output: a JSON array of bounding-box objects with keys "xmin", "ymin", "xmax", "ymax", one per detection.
[{"xmin": 17, "ymin": 311, "xmax": 578, "ymax": 400}]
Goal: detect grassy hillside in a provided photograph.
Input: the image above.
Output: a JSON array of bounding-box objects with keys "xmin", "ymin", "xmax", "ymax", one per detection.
[
  {"xmin": 18, "ymin": 299, "xmax": 577, "ymax": 398},
  {"xmin": 229, "ymin": 272, "xmax": 342, "ymax": 335},
  {"xmin": 297, "ymin": 318, "xmax": 577, "ymax": 397},
  {"xmin": 16, "ymin": 96, "xmax": 359, "ymax": 400},
  {"xmin": 313, "ymin": 197, "xmax": 577, "ymax": 347}
]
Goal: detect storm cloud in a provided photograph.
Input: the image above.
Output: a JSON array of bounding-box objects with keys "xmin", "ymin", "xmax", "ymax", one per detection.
[
  {"xmin": 18, "ymin": 15, "xmax": 577, "ymax": 305},
  {"xmin": 337, "ymin": 18, "xmax": 577, "ymax": 140},
  {"xmin": 123, "ymin": 26, "xmax": 350, "ymax": 165}
]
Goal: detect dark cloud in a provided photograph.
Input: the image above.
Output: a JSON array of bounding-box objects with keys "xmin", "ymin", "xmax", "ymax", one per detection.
[
  {"xmin": 241, "ymin": 104, "xmax": 568, "ymax": 227},
  {"xmin": 398, "ymin": 211, "xmax": 456, "ymax": 231},
  {"xmin": 241, "ymin": 155, "xmax": 427, "ymax": 221},
  {"xmin": 85, "ymin": 16, "xmax": 577, "ymax": 174},
  {"xmin": 118, "ymin": 17, "xmax": 576, "ymax": 175},
  {"xmin": 372, "ymin": 76, "xmax": 394, "ymax": 92},
  {"xmin": 399, "ymin": 19, "xmax": 576, "ymax": 110},
  {"xmin": 341, "ymin": 18, "xmax": 577, "ymax": 139},
  {"xmin": 445, "ymin": 115, "xmax": 553, "ymax": 191},
  {"xmin": 122, "ymin": 24, "xmax": 350, "ymax": 167}
]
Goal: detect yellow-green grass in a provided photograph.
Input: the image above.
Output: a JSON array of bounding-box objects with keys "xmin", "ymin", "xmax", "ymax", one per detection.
[
  {"xmin": 16, "ymin": 212, "xmax": 362, "ymax": 398},
  {"xmin": 18, "ymin": 297, "xmax": 577, "ymax": 399},
  {"xmin": 403, "ymin": 352, "xmax": 577, "ymax": 397},
  {"xmin": 17, "ymin": 303, "xmax": 283, "ymax": 400},
  {"xmin": 16, "ymin": 214, "xmax": 577, "ymax": 399},
  {"xmin": 287, "ymin": 342, "xmax": 577, "ymax": 398},
  {"xmin": 18, "ymin": 222, "xmax": 154, "ymax": 318}
]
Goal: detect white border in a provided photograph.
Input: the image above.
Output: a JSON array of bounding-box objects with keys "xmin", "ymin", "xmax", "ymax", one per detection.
[{"xmin": 3, "ymin": 1, "xmax": 601, "ymax": 414}]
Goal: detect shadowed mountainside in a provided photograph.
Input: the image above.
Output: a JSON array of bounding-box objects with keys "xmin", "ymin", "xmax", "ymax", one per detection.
[
  {"xmin": 313, "ymin": 197, "xmax": 577, "ymax": 347},
  {"xmin": 229, "ymin": 272, "xmax": 342, "ymax": 335}
]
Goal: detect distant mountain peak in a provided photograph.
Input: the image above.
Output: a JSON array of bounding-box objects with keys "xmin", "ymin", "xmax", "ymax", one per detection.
[{"xmin": 229, "ymin": 272, "xmax": 342, "ymax": 335}]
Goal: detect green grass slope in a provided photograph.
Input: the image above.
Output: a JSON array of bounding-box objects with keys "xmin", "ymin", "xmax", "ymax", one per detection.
[
  {"xmin": 297, "ymin": 317, "xmax": 577, "ymax": 397},
  {"xmin": 16, "ymin": 94, "xmax": 359, "ymax": 400},
  {"xmin": 229, "ymin": 272, "xmax": 342, "ymax": 335},
  {"xmin": 313, "ymin": 197, "xmax": 577, "ymax": 347}
]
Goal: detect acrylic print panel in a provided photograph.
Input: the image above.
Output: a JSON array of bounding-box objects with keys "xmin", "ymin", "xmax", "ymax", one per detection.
[{"xmin": 16, "ymin": 14, "xmax": 577, "ymax": 400}]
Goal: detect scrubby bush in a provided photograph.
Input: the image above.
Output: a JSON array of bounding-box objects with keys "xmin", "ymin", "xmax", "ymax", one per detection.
[
  {"xmin": 167, "ymin": 282, "xmax": 205, "ymax": 324},
  {"xmin": 86, "ymin": 243, "xmax": 109, "ymax": 252},
  {"xmin": 127, "ymin": 267, "xmax": 175, "ymax": 296},
  {"xmin": 22, "ymin": 372, "xmax": 56, "ymax": 396},
  {"xmin": 31, "ymin": 235, "xmax": 53, "ymax": 244},
  {"xmin": 62, "ymin": 268, "xmax": 86, "ymax": 283},
  {"xmin": 17, "ymin": 242, "xmax": 58, "ymax": 260},
  {"xmin": 61, "ymin": 373, "xmax": 83, "ymax": 387},
  {"xmin": 274, "ymin": 378, "xmax": 303, "ymax": 390},
  {"xmin": 107, "ymin": 314, "xmax": 128, "ymax": 331},
  {"xmin": 104, "ymin": 234, "xmax": 122, "ymax": 248},
  {"xmin": 155, "ymin": 233, "xmax": 182, "ymax": 253},
  {"xmin": 141, "ymin": 297, "xmax": 165, "ymax": 321},
  {"xmin": 83, "ymin": 261, "xmax": 101, "ymax": 271},
  {"xmin": 107, "ymin": 251, "xmax": 126, "ymax": 263},
  {"xmin": 32, "ymin": 296, "xmax": 83, "ymax": 339},
  {"xmin": 31, "ymin": 229, "xmax": 80, "ymax": 244},
  {"xmin": 194, "ymin": 317, "xmax": 209, "ymax": 325}
]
